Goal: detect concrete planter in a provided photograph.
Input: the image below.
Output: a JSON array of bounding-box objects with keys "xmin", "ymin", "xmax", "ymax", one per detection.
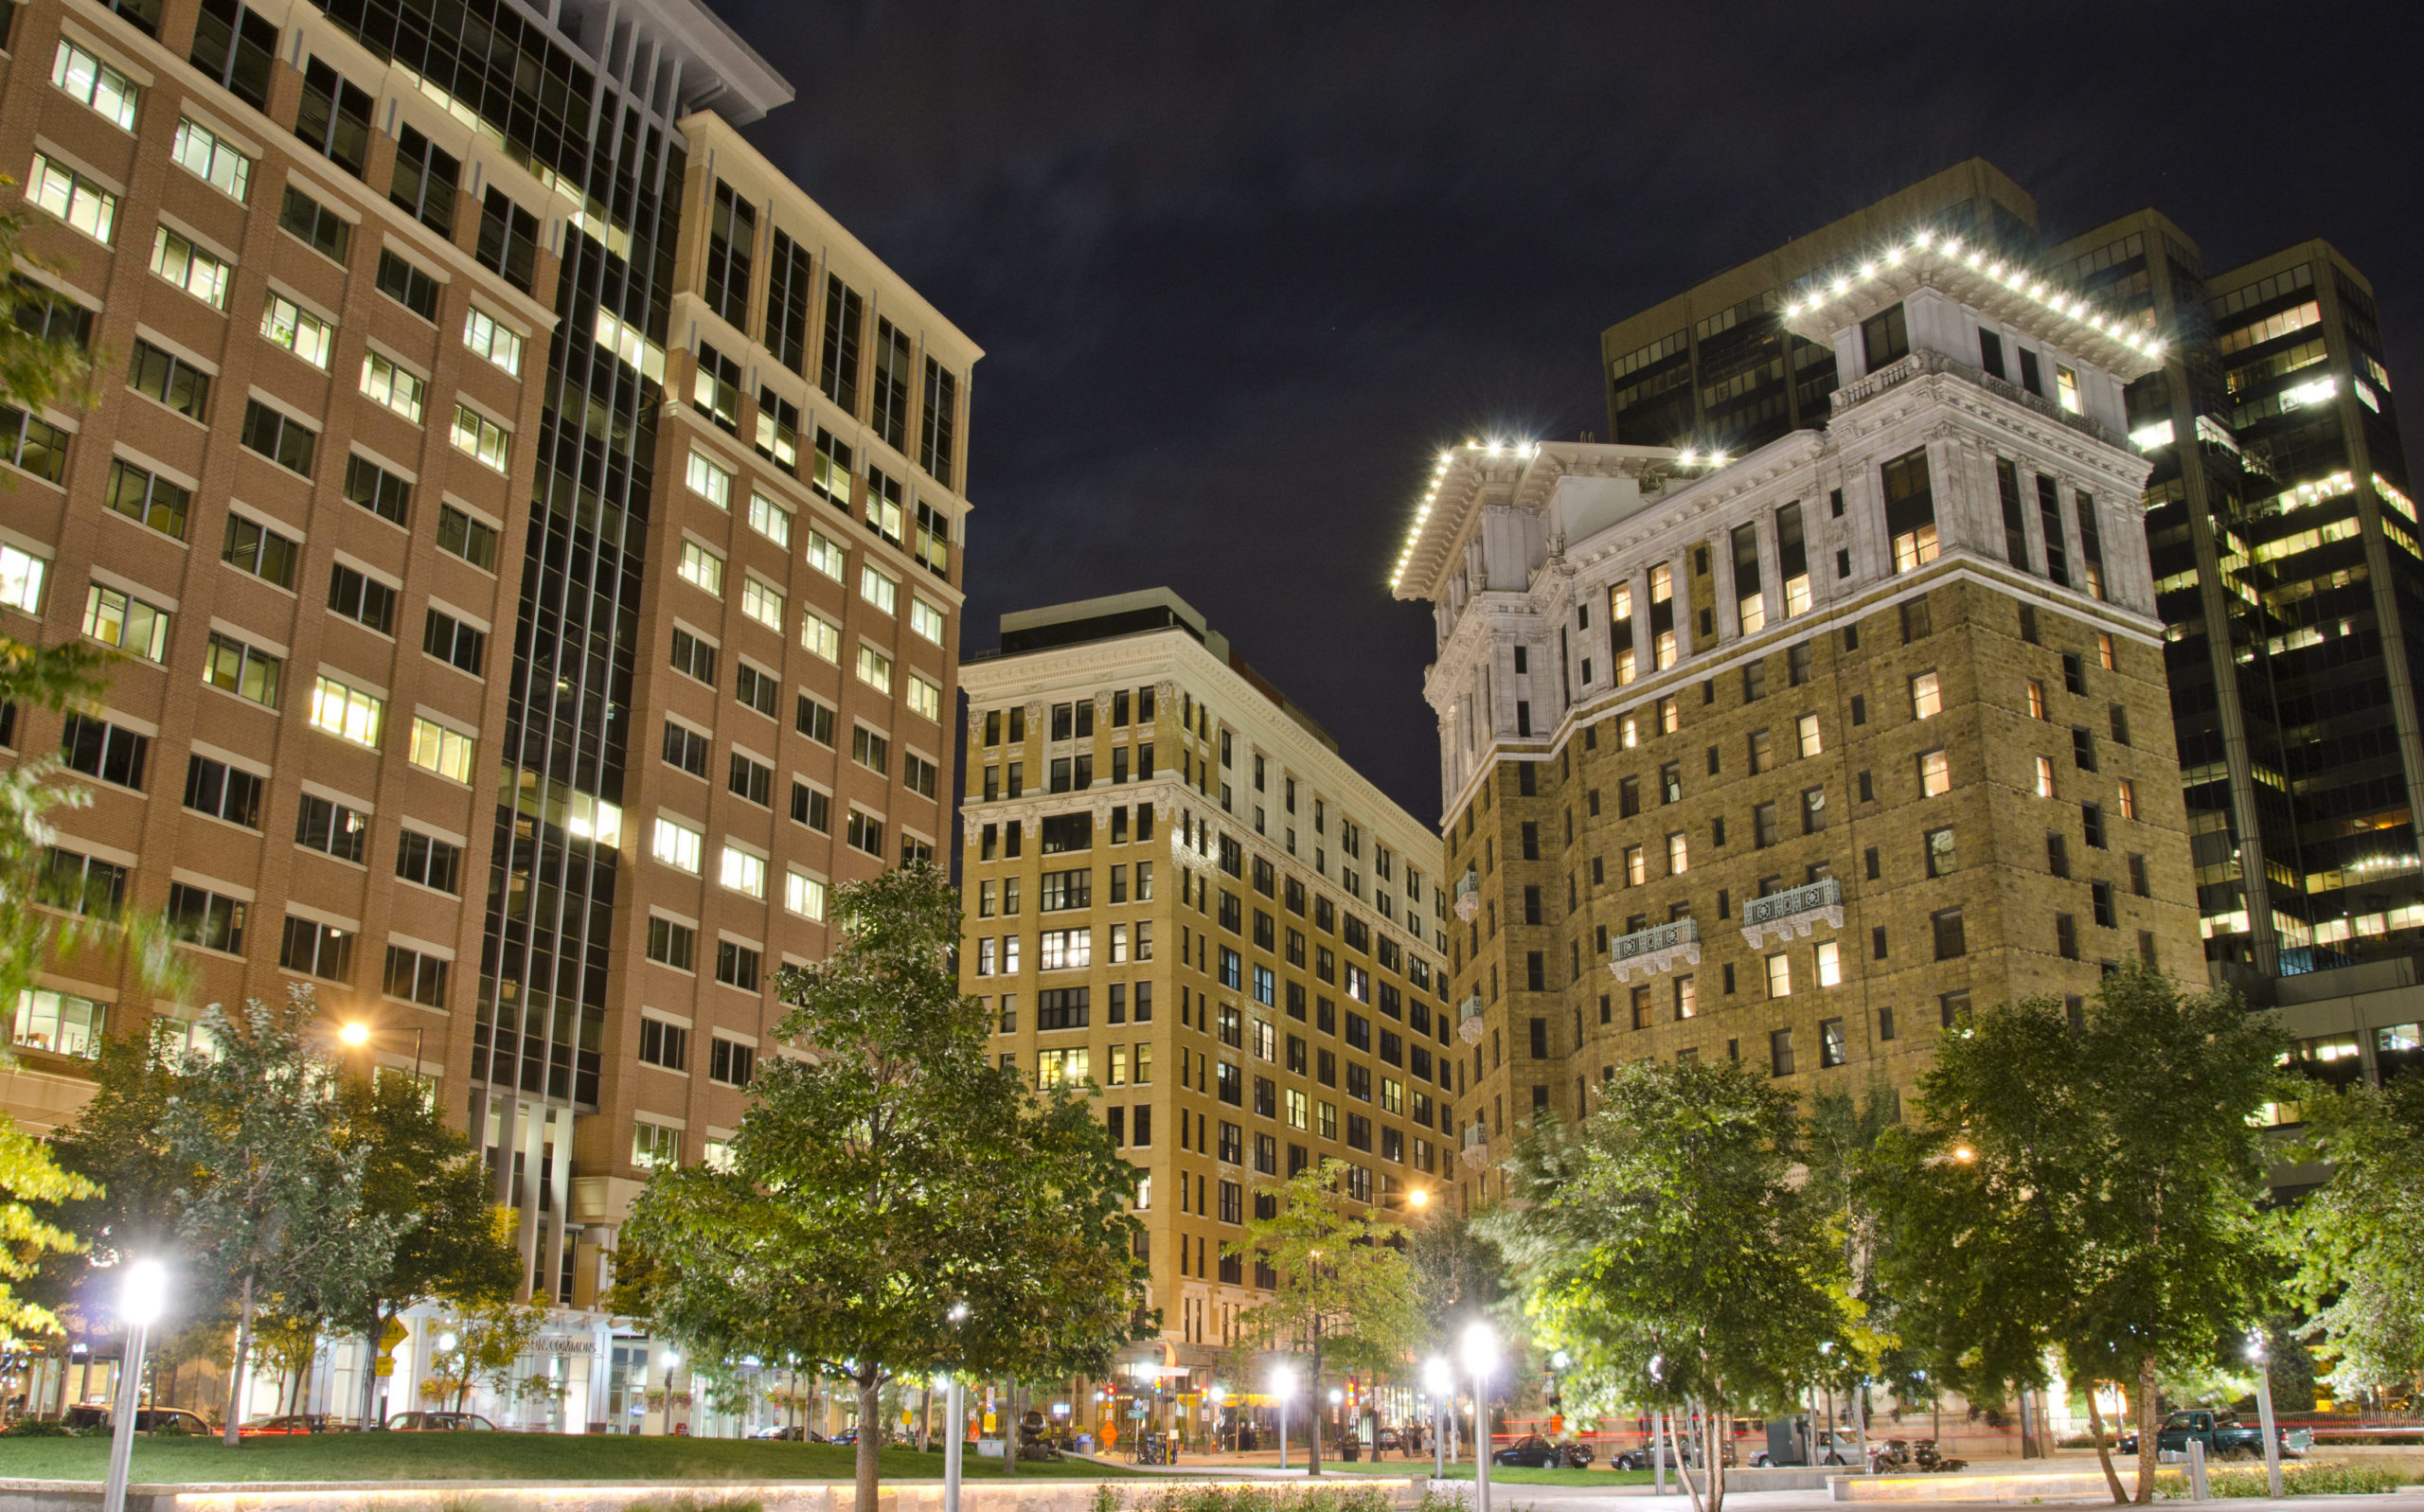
[{"xmin": 0, "ymin": 1477, "xmax": 1419, "ymax": 1512}]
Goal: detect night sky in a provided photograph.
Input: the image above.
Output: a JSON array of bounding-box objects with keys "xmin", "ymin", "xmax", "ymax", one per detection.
[{"xmin": 720, "ymin": 0, "xmax": 2424, "ymax": 823}]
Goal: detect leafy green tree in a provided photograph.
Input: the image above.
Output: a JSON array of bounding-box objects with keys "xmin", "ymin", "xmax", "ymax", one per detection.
[
  {"xmin": 160, "ymin": 990, "xmax": 401, "ymax": 1444},
  {"xmin": 327, "ymin": 1073, "xmax": 521, "ymax": 1426},
  {"xmin": 620, "ymin": 863, "xmax": 1144, "ymax": 1507},
  {"xmin": 1487, "ymin": 1058, "xmax": 1845, "ymax": 1512},
  {"xmin": 422, "ymin": 1297, "xmax": 546, "ymax": 1413},
  {"xmin": 1803, "ymin": 1085, "xmax": 1902, "ymax": 1452},
  {"xmin": 1873, "ymin": 964, "xmax": 2288, "ymax": 1504},
  {"xmin": 0, "ymin": 1122, "xmax": 95, "ymax": 1344},
  {"xmin": 1231, "ymin": 1157, "xmax": 1421, "ymax": 1474},
  {"xmin": 2281, "ymin": 1073, "xmax": 2424, "ymax": 1401}
]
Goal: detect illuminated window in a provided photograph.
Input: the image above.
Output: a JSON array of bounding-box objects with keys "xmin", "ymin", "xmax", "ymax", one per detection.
[
  {"xmin": 720, "ymin": 845, "xmax": 766, "ymax": 899},
  {"xmin": 2036, "ymin": 756, "xmax": 2057, "ymax": 799},
  {"xmin": 857, "ymin": 644, "xmax": 893, "ymax": 694},
  {"xmin": 652, "ymin": 815, "xmax": 704, "ymax": 874},
  {"xmin": 261, "ymin": 293, "xmax": 335, "ymax": 369},
  {"xmin": 82, "ymin": 583, "xmax": 169, "ymax": 661},
  {"xmin": 406, "ymin": 717, "xmax": 473, "ymax": 782},
  {"xmin": 861, "ymin": 564, "xmax": 899, "ymax": 615},
  {"xmin": 151, "ymin": 228, "xmax": 232, "ymax": 308},
  {"xmin": 908, "ymin": 673, "xmax": 942, "ymax": 722},
  {"xmin": 450, "ymin": 404, "xmax": 508, "ymax": 471},
  {"xmin": 1, "ymin": 544, "xmax": 48, "ymax": 613},
  {"xmin": 29, "ymin": 154, "xmax": 118, "ymax": 242},
  {"xmin": 805, "ymin": 529, "xmax": 846, "ymax": 581},
  {"xmin": 2117, "ymin": 778, "xmax": 2137, "ymax": 821},
  {"xmin": 462, "ymin": 306, "xmax": 524, "ymax": 376},
  {"xmin": 740, "ymin": 576, "xmax": 784, "ymax": 632},
  {"xmin": 1911, "ymin": 671, "xmax": 1941, "ymax": 720},
  {"xmin": 677, "ymin": 540, "xmax": 724, "ymax": 596},
  {"xmin": 171, "ymin": 117, "xmax": 252, "ymax": 200},
  {"xmin": 359, "ymin": 352, "xmax": 426, "ymax": 423},
  {"xmin": 1797, "ymin": 712, "xmax": 1822, "ymax": 756},
  {"xmin": 686, "ymin": 448, "xmax": 734, "ymax": 509},
  {"xmin": 51, "ymin": 40, "xmax": 139, "ymax": 130},
  {"xmin": 1765, "ymin": 952, "xmax": 1791, "ymax": 998},
  {"xmin": 308, "ymin": 675, "xmax": 383, "ymax": 748},
  {"xmin": 1918, "ymin": 749, "xmax": 1951, "ymax": 797},
  {"xmin": 1816, "ymin": 940, "xmax": 1842, "ymax": 987},
  {"xmin": 801, "ymin": 613, "xmax": 840, "ymax": 663},
  {"xmin": 1667, "ymin": 832, "xmax": 1689, "ymax": 875},
  {"xmin": 748, "ymin": 492, "xmax": 791, "ymax": 547},
  {"xmin": 911, "ymin": 597, "xmax": 946, "ymax": 645}
]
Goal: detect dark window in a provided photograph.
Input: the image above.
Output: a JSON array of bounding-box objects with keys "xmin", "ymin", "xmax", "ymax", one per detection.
[
  {"xmin": 383, "ymin": 945, "xmax": 449, "ymax": 1008},
  {"xmin": 387, "ymin": 126, "xmax": 459, "ymax": 237},
  {"xmin": 436, "ymin": 505, "xmax": 498, "ymax": 569},
  {"xmin": 702, "ymin": 181, "xmax": 756, "ymax": 329},
  {"xmin": 0, "ymin": 403, "xmax": 68, "ymax": 483},
  {"xmin": 188, "ymin": 0, "xmax": 276, "ymax": 110},
  {"xmin": 735, "ymin": 662, "xmax": 778, "ymax": 718},
  {"xmin": 1996, "ymin": 457, "xmax": 2030, "ymax": 569},
  {"xmin": 241, "ymin": 400, "xmax": 316, "ymax": 475},
  {"xmin": 396, "ymin": 828, "xmax": 462, "ymax": 894},
  {"xmin": 710, "ymin": 1037, "xmax": 756, "ymax": 1087},
  {"xmin": 820, "ymin": 275, "xmax": 864, "ymax": 412},
  {"xmin": 294, "ymin": 793, "xmax": 367, "ymax": 863},
  {"xmin": 166, "ymin": 881, "xmax": 246, "ymax": 952},
  {"xmin": 278, "ymin": 915, "xmax": 353, "ymax": 980},
  {"xmin": 105, "ymin": 459, "xmax": 190, "ymax": 539},
  {"xmin": 1933, "ymin": 907, "xmax": 1966, "ymax": 960},
  {"xmin": 127, "ymin": 339, "xmax": 212, "ymax": 420},
  {"xmin": 716, "ymin": 939, "xmax": 762, "ymax": 991},
  {"xmin": 647, "ymin": 916, "xmax": 697, "ymax": 972},
  {"xmin": 637, "ymin": 1017, "xmax": 686, "ymax": 1070},
  {"xmin": 294, "ymin": 58, "xmax": 373, "ymax": 176},
  {"xmin": 2056, "ymin": 913, "xmax": 2079, "ymax": 960},
  {"xmin": 919, "ymin": 357, "xmax": 959, "ymax": 488},
  {"xmin": 375, "ymin": 250, "xmax": 440, "ymax": 321},
  {"xmin": 221, "ymin": 513, "xmax": 298, "ymax": 588},
  {"xmin": 474, "ymin": 187, "xmax": 539, "ymax": 294},
  {"xmin": 764, "ymin": 230, "xmax": 814, "ymax": 373},
  {"xmin": 342, "ymin": 454, "xmax": 411, "ymax": 526},
  {"xmin": 795, "ymin": 694, "xmax": 836, "ymax": 745},
  {"xmin": 327, "ymin": 563, "xmax": 397, "ymax": 634},
  {"xmin": 726, "ymin": 751, "xmax": 772, "ymax": 807},
  {"xmin": 1862, "ymin": 302, "xmax": 1909, "ymax": 369},
  {"xmin": 669, "ymin": 628, "xmax": 718, "ymax": 685},
  {"xmin": 422, "ymin": 609, "xmax": 486, "ymax": 674},
  {"xmin": 1769, "ymin": 1027, "xmax": 1795, "ymax": 1077},
  {"xmin": 182, "ymin": 755, "xmax": 263, "ymax": 828},
  {"xmin": 2038, "ymin": 473, "xmax": 2071, "ymax": 587},
  {"xmin": 60, "ymin": 713, "xmax": 147, "ymax": 790},
  {"xmin": 1978, "ymin": 328, "xmax": 2006, "ymax": 380},
  {"xmin": 790, "ymin": 781, "xmax": 830, "ymax": 833}
]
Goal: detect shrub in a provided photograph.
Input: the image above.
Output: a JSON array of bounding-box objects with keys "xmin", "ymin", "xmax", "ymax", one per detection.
[
  {"xmin": 2, "ymin": 1417, "xmax": 77, "ymax": 1437},
  {"xmin": 2154, "ymin": 1461, "xmax": 2415, "ymax": 1499},
  {"xmin": 1133, "ymin": 1485, "xmax": 1402, "ymax": 1512}
]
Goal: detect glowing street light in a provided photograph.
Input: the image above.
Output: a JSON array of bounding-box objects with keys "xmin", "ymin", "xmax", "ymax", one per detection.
[
  {"xmin": 1464, "ymin": 1323, "xmax": 1499, "ymax": 1512},
  {"xmin": 944, "ymin": 1305, "xmax": 971, "ymax": 1512},
  {"xmin": 102, "ymin": 1260, "xmax": 169, "ymax": 1512},
  {"xmin": 1272, "ymin": 1365, "xmax": 1296, "ymax": 1472},
  {"xmin": 2247, "ymin": 1329, "xmax": 2284, "ymax": 1498},
  {"xmin": 1422, "ymin": 1356, "xmax": 1453, "ymax": 1480},
  {"xmin": 338, "ymin": 1022, "xmax": 371, "ymax": 1046}
]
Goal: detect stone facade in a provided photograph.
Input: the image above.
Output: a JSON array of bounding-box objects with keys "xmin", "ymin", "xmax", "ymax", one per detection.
[{"xmin": 1399, "ymin": 233, "xmax": 2205, "ymax": 1207}]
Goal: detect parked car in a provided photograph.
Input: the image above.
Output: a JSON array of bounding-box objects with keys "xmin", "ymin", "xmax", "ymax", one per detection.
[
  {"xmin": 61, "ymin": 1405, "xmax": 211, "ymax": 1434},
  {"xmin": 755, "ymin": 1424, "xmax": 827, "ymax": 1441},
  {"xmin": 1374, "ymin": 1426, "xmax": 1404, "ymax": 1451},
  {"xmin": 1753, "ymin": 1429, "xmax": 1863, "ymax": 1468},
  {"xmin": 385, "ymin": 1411, "xmax": 496, "ymax": 1432},
  {"xmin": 241, "ymin": 1414, "xmax": 343, "ymax": 1436},
  {"xmin": 2116, "ymin": 1410, "xmax": 2309, "ymax": 1461},
  {"xmin": 1494, "ymin": 1433, "xmax": 1594, "ymax": 1468},
  {"xmin": 1613, "ymin": 1444, "xmax": 1689, "ymax": 1471}
]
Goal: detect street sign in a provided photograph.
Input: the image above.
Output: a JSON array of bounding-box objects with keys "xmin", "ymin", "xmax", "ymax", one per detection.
[
  {"xmin": 374, "ymin": 1359, "xmax": 396, "ymax": 1378},
  {"xmin": 379, "ymin": 1319, "xmax": 408, "ymax": 1357}
]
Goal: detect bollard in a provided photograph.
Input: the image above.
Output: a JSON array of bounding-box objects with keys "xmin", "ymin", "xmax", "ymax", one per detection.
[{"xmin": 2185, "ymin": 1437, "xmax": 2208, "ymax": 1502}]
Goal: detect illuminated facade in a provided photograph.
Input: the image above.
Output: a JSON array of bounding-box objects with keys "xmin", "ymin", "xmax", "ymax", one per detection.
[
  {"xmin": 957, "ymin": 589, "xmax": 1453, "ymax": 1381},
  {"xmin": 1403, "ymin": 229, "xmax": 2203, "ymax": 1206}
]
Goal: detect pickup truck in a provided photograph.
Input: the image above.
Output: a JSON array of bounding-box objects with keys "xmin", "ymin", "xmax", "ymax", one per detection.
[{"xmin": 2116, "ymin": 1410, "xmax": 2310, "ymax": 1461}]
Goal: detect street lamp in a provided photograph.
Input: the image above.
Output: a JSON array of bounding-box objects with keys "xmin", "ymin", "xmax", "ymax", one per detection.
[
  {"xmin": 102, "ymin": 1260, "xmax": 168, "ymax": 1512},
  {"xmin": 2247, "ymin": 1329, "xmax": 2284, "ymax": 1498},
  {"xmin": 1464, "ymin": 1323, "xmax": 1498, "ymax": 1512},
  {"xmin": 945, "ymin": 1305, "xmax": 970, "ymax": 1512},
  {"xmin": 337, "ymin": 1020, "xmax": 429, "ymax": 1083},
  {"xmin": 1207, "ymin": 1384, "xmax": 1227, "ymax": 1453},
  {"xmin": 1422, "ymin": 1356, "xmax": 1453, "ymax": 1480},
  {"xmin": 1272, "ymin": 1365, "xmax": 1294, "ymax": 1472},
  {"xmin": 1407, "ymin": 1187, "xmax": 1429, "ymax": 1210}
]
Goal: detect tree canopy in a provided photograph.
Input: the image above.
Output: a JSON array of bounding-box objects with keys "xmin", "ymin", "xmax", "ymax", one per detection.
[
  {"xmin": 621, "ymin": 863, "xmax": 1145, "ymax": 1505},
  {"xmin": 1871, "ymin": 964, "xmax": 2289, "ymax": 1504},
  {"xmin": 2281, "ymin": 1071, "xmax": 2424, "ymax": 1399},
  {"xmin": 1487, "ymin": 1058, "xmax": 1845, "ymax": 1511}
]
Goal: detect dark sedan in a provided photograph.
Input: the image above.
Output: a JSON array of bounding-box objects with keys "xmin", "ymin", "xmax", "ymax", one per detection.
[{"xmin": 1494, "ymin": 1433, "xmax": 1594, "ymax": 1468}]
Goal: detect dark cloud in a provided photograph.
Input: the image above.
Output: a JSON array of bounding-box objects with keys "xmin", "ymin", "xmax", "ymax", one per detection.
[{"xmin": 720, "ymin": 0, "xmax": 2424, "ymax": 820}]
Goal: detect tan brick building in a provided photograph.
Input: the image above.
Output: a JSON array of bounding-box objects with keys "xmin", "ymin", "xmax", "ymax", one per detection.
[
  {"xmin": 2, "ymin": 0, "xmax": 974, "ymax": 1429},
  {"xmin": 1395, "ymin": 229, "xmax": 2203, "ymax": 1209},
  {"xmin": 957, "ymin": 589, "xmax": 1453, "ymax": 1427}
]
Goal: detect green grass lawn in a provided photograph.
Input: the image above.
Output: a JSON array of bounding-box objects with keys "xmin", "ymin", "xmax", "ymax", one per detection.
[
  {"xmin": 1322, "ymin": 1462, "xmax": 1652, "ymax": 1486},
  {"xmin": 0, "ymin": 1432, "xmax": 1160, "ymax": 1485}
]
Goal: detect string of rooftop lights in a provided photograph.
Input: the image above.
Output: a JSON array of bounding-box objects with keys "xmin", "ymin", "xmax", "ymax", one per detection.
[
  {"xmin": 1786, "ymin": 227, "xmax": 2166, "ymax": 362},
  {"xmin": 1387, "ymin": 228, "xmax": 2170, "ymax": 594}
]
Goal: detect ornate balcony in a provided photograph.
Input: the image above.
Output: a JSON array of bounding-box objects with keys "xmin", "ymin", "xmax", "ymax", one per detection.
[
  {"xmin": 1739, "ymin": 878, "xmax": 1845, "ymax": 949},
  {"xmin": 1609, "ymin": 917, "xmax": 1701, "ymax": 982},
  {"xmin": 1460, "ymin": 1121, "xmax": 1489, "ymax": 1169},
  {"xmin": 1453, "ymin": 867, "xmax": 1481, "ymax": 922},
  {"xmin": 1458, "ymin": 993, "xmax": 1486, "ymax": 1046}
]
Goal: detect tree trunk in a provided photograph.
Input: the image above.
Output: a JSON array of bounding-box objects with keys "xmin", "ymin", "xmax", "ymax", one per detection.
[
  {"xmin": 359, "ymin": 1316, "xmax": 383, "ymax": 1429},
  {"xmin": 2084, "ymin": 1381, "xmax": 2127, "ymax": 1505},
  {"xmin": 1669, "ymin": 1411, "xmax": 1706, "ymax": 1512},
  {"xmin": 1003, "ymin": 1379, "xmax": 1018, "ymax": 1477},
  {"xmin": 1308, "ymin": 1321, "xmax": 1324, "ymax": 1477},
  {"xmin": 2131, "ymin": 1358, "xmax": 2158, "ymax": 1505},
  {"xmin": 855, "ymin": 1370, "xmax": 884, "ymax": 1512},
  {"xmin": 222, "ymin": 1271, "xmax": 256, "ymax": 1448},
  {"xmin": 1708, "ymin": 1406, "xmax": 1728, "ymax": 1512},
  {"xmin": 918, "ymin": 1381, "xmax": 934, "ymax": 1453}
]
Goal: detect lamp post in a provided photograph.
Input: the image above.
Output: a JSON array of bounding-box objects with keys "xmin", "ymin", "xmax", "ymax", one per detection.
[
  {"xmin": 1464, "ymin": 1322, "xmax": 1497, "ymax": 1512},
  {"xmin": 2248, "ymin": 1329, "xmax": 2283, "ymax": 1499},
  {"xmin": 1422, "ymin": 1356, "xmax": 1452, "ymax": 1481},
  {"xmin": 945, "ymin": 1305, "xmax": 970, "ymax": 1512},
  {"xmin": 102, "ymin": 1261, "xmax": 168, "ymax": 1512},
  {"xmin": 1208, "ymin": 1384, "xmax": 1227, "ymax": 1453},
  {"xmin": 1272, "ymin": 1365, "xmax": 1294, "ymax": 1472},
  {"xmin": 338, "ymin": 1020, "xmax": 429, "ymax": 1084}
]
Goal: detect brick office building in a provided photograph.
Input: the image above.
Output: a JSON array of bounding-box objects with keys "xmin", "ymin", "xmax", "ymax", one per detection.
[{"xmin": 1, "ymin": 0, "xmax": 975, "ymax": 1429}]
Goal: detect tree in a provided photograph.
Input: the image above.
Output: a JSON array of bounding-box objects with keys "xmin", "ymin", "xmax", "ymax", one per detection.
[
  {"xmin": 160, "ymin": 989, "xmax": 401, "ymax": 1444},
  {"xmin": 1803, "ymin": 1085, "xmax": 1902, "ymax": 1456},
  {"xmin": 0, "ymin": 1122, "xmax": 95, "ymax": 1345},
  {"xmin": 327, "ymin": 1074, "xmax": 521, "ymax": 1427},
  {"xmin": 1230, "ymin": 1158, "xmax": 1420, "ymax": 1475},
  {"xmin": 2281, "ymin": 1072, "xmax": 2424, "ymax": 1400},
  {"xmin": 1486, "ymin": 1058, "xmax": 1845, "ymax": 1512},
  {"xmin": 423, "ymin": 1297, "xmax": 546, "ymax": 1414},
  {"xmin": 1873, "ymin": 964, "xmax": 2288, "ymax": 1504},
  {"xmin": 620, "ymin": 863, "xmax": 1144, "ymax": 1509}
]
